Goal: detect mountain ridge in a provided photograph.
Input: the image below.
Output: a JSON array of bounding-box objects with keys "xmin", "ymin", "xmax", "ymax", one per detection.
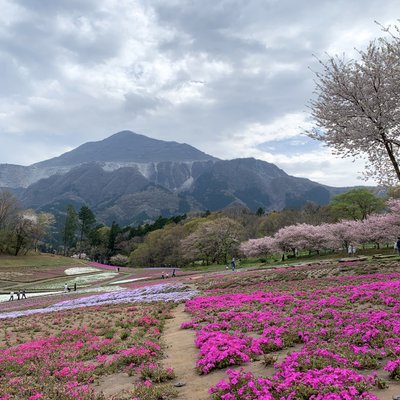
[{"xmin": 0, "ymin": 130, "xmax": 350, "ymax": 224}]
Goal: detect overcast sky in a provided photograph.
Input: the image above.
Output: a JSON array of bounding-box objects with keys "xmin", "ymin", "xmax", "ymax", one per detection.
[{"xmin": 1, "ymin": 0, "xmax": 399, "ymax": 186}]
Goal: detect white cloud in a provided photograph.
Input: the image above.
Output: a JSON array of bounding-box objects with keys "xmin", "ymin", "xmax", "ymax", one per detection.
[
  {"xmin": 207, "ymin": 112, "xmax": 313, "ymax": 159},
  {"xmin": 0, "ymin": 0, "xmax": 400, "ymax": 186}
]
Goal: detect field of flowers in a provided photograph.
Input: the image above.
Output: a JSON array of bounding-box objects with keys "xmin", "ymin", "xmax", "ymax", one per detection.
[
  {"xmin": 3, "ymin": 256, "xmax": 400, "ymax": 399},
  {"xmin": 182, "ymin": 261, "xmax": 400, "ymax": 399},
  {"xmin": 0, "ymin": 283, "xmax": 197, "ymax": 400}
]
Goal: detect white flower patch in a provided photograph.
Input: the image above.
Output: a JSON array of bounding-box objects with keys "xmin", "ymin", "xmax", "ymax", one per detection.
[
  {"xmin": 64, "ymin": 267, "xmax": 102, "ymax": 275},
  {"xmin": 110, "ymin": 277, "xmax": 150, "ymax": 284}
]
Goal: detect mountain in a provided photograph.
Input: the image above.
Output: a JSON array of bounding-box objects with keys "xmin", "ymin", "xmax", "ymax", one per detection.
[
  {"xmin": 0, "ymin": 130, "xmax": 217, "ymax": 189},
  {"xmin": 34, "ymin": 130, "xmax": 217, "ymax": 167},
  {"xmin": 0, "ymin": 130, "xmax": 346, "ymax": 224}
]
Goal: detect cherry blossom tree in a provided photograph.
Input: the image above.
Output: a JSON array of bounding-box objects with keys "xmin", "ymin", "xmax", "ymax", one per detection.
[
  {"xmin": 319, "ymin": 220, "xmax": 364, "ymax": 251},
  {"xmin": 308, "ymin": 36, "xmax": 400, "ymax": 185},
  {"xmin": 274, "ymin": 225, "xmax": 303, "ymax": 256},
  {"xmin": 361, "ymin": 214, "xmax": 395, "ymax": 248},
  {"xmin": 240, "ymin": 236, "xmax": 276, "ymax": 257}
]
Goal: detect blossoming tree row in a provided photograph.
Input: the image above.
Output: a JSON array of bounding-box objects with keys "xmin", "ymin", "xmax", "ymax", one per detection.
[{"xmin": 241, "ymin": 199, "xmax": 400, "ymax": 257}]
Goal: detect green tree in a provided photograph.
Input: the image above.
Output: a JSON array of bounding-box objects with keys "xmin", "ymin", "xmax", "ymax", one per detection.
[
  {"xmin": 63, "ymin": 205, "xmax": 78, "ymax": 255},
  {"xmin": 78, "ymin": 206, "xmax": 96, "ymax": 254},
  {"xmin": 129, "ymin": 224, "xmax": 185, "ymax": 267},
  {"xmin": 256, "ymin": 207, "xmax": 265, "ymax": 216},
  {"xmin": 88, "ymin": 225, "xmax": 109, "ymax": 262},
  {"xmin": 108, "ymin": 221, "xmax": 120, "ymax": 257},
  {"xmin": 329, "ymin": 188, "xmax": 385, "ymax": 221}
]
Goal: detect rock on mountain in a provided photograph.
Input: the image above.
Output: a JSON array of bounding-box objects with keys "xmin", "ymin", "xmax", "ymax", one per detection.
[{"xmin": 0, "ymin": 130, "xmax": 344, "ymax": 224}]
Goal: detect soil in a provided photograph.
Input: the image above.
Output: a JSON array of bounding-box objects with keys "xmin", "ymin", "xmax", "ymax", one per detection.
[
  {"xmin": 96, "ymin": 372, "xmax": 134, "ymax": 397},
  {"xmin": 163, "ymin": 303, "xmax": 227, "ymax": 400}
]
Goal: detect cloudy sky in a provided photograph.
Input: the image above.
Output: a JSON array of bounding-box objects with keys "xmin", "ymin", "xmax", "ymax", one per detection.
[{"xmin": 1, "ymin": 0, "xmax": 399, "ymax": 186}]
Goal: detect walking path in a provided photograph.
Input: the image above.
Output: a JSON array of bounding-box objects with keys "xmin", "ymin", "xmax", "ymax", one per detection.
[{"xmin": 163, "ymin": 303, "xmax": 227, "ymax": 400}]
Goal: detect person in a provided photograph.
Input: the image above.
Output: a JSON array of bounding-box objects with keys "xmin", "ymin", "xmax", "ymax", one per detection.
[
  {"xmin": 64, "ymin": 283, "xmax": 68, "ymax": 293},
  {"xmin": 165, "ymin": 272, "xmax": 169, "ymax": 278},
  {"xmin": 161, "ymin": 271, "xmax": 165, "ymax": 279},
  {"xmin": 348, "ymin": 244, "xmax": 356, "ymax": 256},
  {"xmin": 172, "ymin": 269, "xmax": 176, "ymax": 277},
  {"xmin": 21, "ymin": 289, "xmax": 27, "ymax": 299},
  {"xmin": 16, "ymin": 290, "xmax": 21, "ymax": 300},
  {"xmin": 231, "ymin": 257, "xmax": 236, "ymax": 271},
  {"xmin": 74, "ymin": 282, "xmax": 77, "ymax": 291},
  {"xmin": 396, "ymin": 237, "xmax": 400, "ymax": 255},
  {"xmin": 8, "ymin": 291, "xmax": 14, "ymax": 301},
  {"xmin": 347, "ymin": 245, "xmax": 352, "ymax": 256}
]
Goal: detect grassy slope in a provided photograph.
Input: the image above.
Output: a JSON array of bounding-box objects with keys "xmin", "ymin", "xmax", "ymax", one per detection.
[{"xmin": 0, "ymin": 253, "xmax": 87, "ymax": 268}]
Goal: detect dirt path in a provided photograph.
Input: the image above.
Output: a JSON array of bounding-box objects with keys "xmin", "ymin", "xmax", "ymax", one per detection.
[{"xmin": 163, "ymin": 303, "xmax": 227, "ymax": 399}]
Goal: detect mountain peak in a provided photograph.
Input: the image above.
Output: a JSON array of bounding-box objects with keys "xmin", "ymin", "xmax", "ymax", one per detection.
[{"xmin": 33, "ymin": 130, "xmax": 217, "ymax": 167}]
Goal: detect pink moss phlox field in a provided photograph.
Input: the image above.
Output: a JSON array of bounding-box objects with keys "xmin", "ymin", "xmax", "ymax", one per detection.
[
  {"xmin": 88, "ymin": 262, "xmax": 119, "ymax": 270},
  {"xmin": 183, "ymin": 272, "xmax": 400, "ymax": 398},
  {"xmin": 0, "ymin": 302, "xmax": 173, "ymax": 399}
]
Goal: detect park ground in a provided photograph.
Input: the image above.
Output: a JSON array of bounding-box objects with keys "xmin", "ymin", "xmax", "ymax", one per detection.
[{"xmin": 1, "ymin": 250, "xmax": 400, "ymax": 399}]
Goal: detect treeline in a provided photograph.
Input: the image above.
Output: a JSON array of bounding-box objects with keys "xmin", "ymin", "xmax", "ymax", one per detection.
[
  {"xmin": 0, "ymin": 187, "xmax": 390, "ymax": 265},
  {"xmin": 59, "ymin": 206, "xmax": 188, "ymax": 265},
  {"xmin": 58, "ymin": 188, "xmax": 388, "ymax": 267}
]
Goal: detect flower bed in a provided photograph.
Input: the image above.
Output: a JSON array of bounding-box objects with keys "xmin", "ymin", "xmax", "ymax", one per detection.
[
  {"xmin": 0, "ymin": 283, "xmax": 198, "ymax": 319},
  {"xmin": 0, "ymin": 301, "xmax": 177, "ymax": 399},
  {"xmin": 182, "ymin": 268, "xmax": 400, "ymax": 399}
]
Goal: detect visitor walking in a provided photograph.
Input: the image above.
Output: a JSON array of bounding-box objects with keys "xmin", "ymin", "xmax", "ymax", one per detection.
[
  {"xmin": 21, "ymin": 289, "xmax": 27, "ymax": 299},
  {"xmin": 8, "ymin": 291, "xmax": 14, "ymax": 301},
  {"xmin": 172, "ymin": 269, "xmax": 176, "ymax": 277},
  {"xmin": 396, "ymin": 237, "xmax": 400, "ymax": 256},
  {"xmin": 64, "ymin": 283, "xmax": 68, "ymax": 293},
  {"xmin": 231, "ymin": 257, "xmax": 236, "ymax": 271}
]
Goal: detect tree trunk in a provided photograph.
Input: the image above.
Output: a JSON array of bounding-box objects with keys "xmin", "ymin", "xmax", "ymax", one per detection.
[
  {"xmin": 383, "ymin": 136, "xmax": 400, "ymax": 182},
  {"xmin": 15, "ymin": 234, "xmax": 23, "ymax": 256}
]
